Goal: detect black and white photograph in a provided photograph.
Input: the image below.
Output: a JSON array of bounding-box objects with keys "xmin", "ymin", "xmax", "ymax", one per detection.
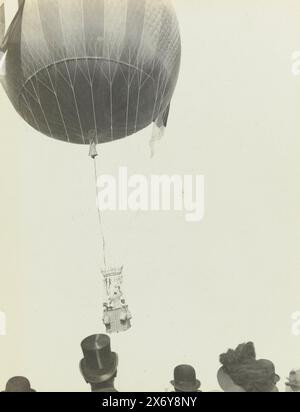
[{"xmin": 0, "ymin": 0, "xmax": 299, "ymax": 395}]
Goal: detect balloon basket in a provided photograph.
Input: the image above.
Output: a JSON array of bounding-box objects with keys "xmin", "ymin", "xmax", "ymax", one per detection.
[
  {"xmin": 103, "ymin": 306, "xmax": 131, "ymax": 334},
  {"xmin": 101, "ymin": 266, "xmax": 132, "ymax": 334}
]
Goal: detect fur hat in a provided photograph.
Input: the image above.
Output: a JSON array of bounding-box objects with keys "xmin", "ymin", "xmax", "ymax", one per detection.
[{"xmin": 218, "ymin": 342, "xmax": 279, "ymax": 392}]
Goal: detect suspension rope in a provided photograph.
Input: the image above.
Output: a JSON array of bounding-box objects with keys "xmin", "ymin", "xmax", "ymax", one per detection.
[{"xmin": 91, "ymin": 146, "xmax": 108, "ymax": 269}]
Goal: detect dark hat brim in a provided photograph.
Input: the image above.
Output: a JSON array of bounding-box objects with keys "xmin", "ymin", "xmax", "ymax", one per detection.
[
  {"xmin": 170, "ymin": 379, "xmax": 201, "ymax": 392},
  {"xmin": 2, "ymin": 388, "xmax": 36, "ymax": 392},
  {"xmin": 80, "ymin": 352, "xmax": 118, "ymax": 384}
]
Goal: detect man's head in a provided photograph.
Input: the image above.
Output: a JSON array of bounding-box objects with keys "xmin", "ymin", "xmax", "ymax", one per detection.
[
  {"xmin": 80, "ymin": 334, "xmax": 118, "ymax": 391},
  {"xmin": 3, "ymin": 377, "xmax": 36, "ymax": 392},
  {"xmin": 170, "ymin": 364, "xmax": 201, "ymax": 392},
  {"xmin": 286, "ymin": 369, "xmax": 300, "ymax": 392},
  {"xmin": 90, "ymin": 373, "xmax": 118, "ymax": 392}
]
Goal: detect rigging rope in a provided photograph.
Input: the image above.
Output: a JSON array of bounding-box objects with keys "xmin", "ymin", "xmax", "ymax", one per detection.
[{"xmin": 92, "ymin": 153, "xmax": 107, "ymax": 269}]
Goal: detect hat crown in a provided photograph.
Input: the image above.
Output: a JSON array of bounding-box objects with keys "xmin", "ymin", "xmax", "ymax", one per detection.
[
  {"xmin": 81, "ymin": 334, "xmax": 114, "ymax": 372},
  {"xmin": 5, "ymin": 377, "xmax": 33, "ymax": 392},
  {"xmin": 81, "ymin": 334, "xmax": 110, "ymax": 352},
  {"xmin": 174, "ymin": 364, "xmax": 197, "ymax": 384}
]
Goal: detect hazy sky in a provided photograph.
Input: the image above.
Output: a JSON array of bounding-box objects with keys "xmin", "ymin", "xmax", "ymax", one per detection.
[{"xmin": 0, "ymin": 0, "xmax": 300, "ymax": 392}]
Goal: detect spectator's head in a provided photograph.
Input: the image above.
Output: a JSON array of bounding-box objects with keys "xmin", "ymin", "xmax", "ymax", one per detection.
[
  {"xmin": 170, "ymin": 364, "xmax": 201, "ymax": 392},
  {"xmin": 286, "ymin": 370, "xmax": 300, "ymax": 392},
  {"xmin": 80, "ymin": 334, "xmax": 118, "ymax": 392},
  {"xmin": 218, "ymin": 342, "xmax": 280, "ymax": 392},
  {"xmin": 3, "ymin": 377, "xmax": 36, "ymax": 392}
]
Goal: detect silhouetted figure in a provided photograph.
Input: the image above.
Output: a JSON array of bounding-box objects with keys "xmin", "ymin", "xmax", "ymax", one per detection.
[
  {"xmin": 80, "ymin": 334, "xmax": 118, "ymax": 392},
  {"xmin": 217, "ymin": 342, "xmax": 280, "ymax": 392},
  {"xmin": 170, "ymin": 365, "xmax": 201, "ymax": 392},
  {"xmin": 2, "ymin": 377, "xmax": 36, "ymax": 392},
  {"xmin": 286, "ymin": 370, "xmax": 300, "ymax": 392}
]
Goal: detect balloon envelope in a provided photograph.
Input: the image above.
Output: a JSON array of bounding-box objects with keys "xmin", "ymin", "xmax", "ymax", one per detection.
[{"xmin": 1, "ymin": 0, "xmax": 181, "ymax": 144}]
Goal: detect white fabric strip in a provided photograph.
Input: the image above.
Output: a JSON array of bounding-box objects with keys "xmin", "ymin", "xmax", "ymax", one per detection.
[{"xmin": 2, "ymin": 0, "xmax": 19, "ymax": 34}]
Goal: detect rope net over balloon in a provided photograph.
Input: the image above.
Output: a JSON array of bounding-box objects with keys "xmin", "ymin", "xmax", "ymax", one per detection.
[{"xmin": 2, "ymin": 0, "xmax": 181, "ymax": 147}]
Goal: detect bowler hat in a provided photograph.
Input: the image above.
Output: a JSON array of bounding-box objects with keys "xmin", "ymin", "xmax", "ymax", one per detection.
[
  {"xmin": 256, "ymin": 359, "xmax": 280, "ymax": 384},
  {"xmin": 80, "ymin": 334, "xmax": 118, "ymax": 384},
  {"xmin": 170, "ymin": 365, "xmax": 201, "ymax": 392},
  {"xmin": 3, "ymin": 377, "xmax": 36, "ymax": 392}
]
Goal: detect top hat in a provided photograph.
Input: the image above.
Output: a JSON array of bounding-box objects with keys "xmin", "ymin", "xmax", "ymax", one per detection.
[
  {"xmin": 80, "ymin": 334, "xmax": 118, "ymax": 384},
  {"xmin": 170, "ymin": 365, "xmax": 201, "ymax": 392},
  {"xmin": 286, "ymin": 370, "xmax": 300, "ymax": 389},
  {"xmin": 3, "ymin": 377, "xmax": 36, "ymax": 392}
]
